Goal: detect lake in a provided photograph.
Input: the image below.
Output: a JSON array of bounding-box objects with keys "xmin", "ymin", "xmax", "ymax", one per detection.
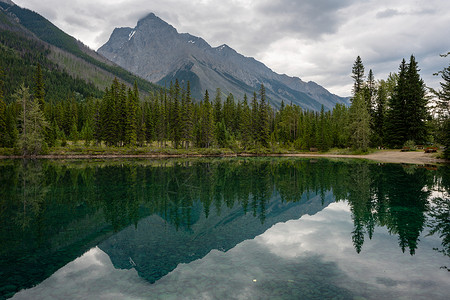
[{"xmin": 0, "ymin": 158, "xmax": 449, "ymax": 299}]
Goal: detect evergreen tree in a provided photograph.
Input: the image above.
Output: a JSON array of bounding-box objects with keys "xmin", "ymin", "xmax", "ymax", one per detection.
[
  {"xmin": 240, "ymin": 94, "xmax": 252, "ymax": 149},
  {"xmin": 213, "ymin": 88, "xmax": 222, "ymax": 124},
  {"xmin": 223, "ymin": 93, "xmax": 235, "ymax": 132},
  {"xmin": 80, "ymin": 119, "xmax": 93, "ymax": 146},
  {"xmin": 352, "ymin": 56, "xmax": 365, "ymax": 96},
  {"xmin": 15, "ymin": 84, "xmax": 48, "ymax": 155},
  {"xmin": 170, "ymin": 79, "xmax": 182, "ymax": 148},
  {"xmin": 432, "ymin": 53, "xmax": 450, "ymax": 158},
  {"xmin": 181, "ymin": 81, "xmax": 193, "ymax": 148},
  {"xmin": 124, "ymin": 86, "xmax": 138, "ymax": 146},
  {"xmin": 385, "ymin": 56, "xmax": 428, "ymax": 146},
  {"xmin": 199, "ymin": 90, "xmax": 214, "ymax": 148},
  {"xmin": 385, "ymin": 59, "xmax": 409, "ymax": 147},
  {"xmin": 373, "ymin": 80, "xmax": 388, "ymax": 146},
  {"xmin": 69, "ymin": 119, "xmax": 78, "ymax": 144},
  {"xmin": 4, "ymin": 104, "xmax": 19, "ymax": 147},
  {"xmin": 349, "ymin": 92, "xmax": 371, "ymax": 151},
  {"xmin": 258, "ymin": 84, "xmax": 270, "ymax": 147},
  {"xmin": 404, "ymin": 55, "xmax": 428, "ymax": 144},
  {"xmin": 251, "ymin": 91, "xmax": 259, "ymax": 145},
  {"xmin": 102, "ymin": 82, "xmax": 120, "ymax": 146}
]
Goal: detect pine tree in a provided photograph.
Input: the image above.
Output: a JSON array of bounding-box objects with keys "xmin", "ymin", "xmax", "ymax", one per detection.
[
  {"xmin": 385, "ymin": 59, "xmax": 409, "ymax": 147},
  {"xmin": 349, "ymin": 92, "xmax": 371, "ymax": 151},
  {"xmin": 404, "ymin": 55, "xmax": 428, "ymax": 144},
  {"xmin": 251, "ymin": 91, "xmax": 259, "ymax": 145},
  {"xmin": 181, "ymin": 81, "xmax": 193, "ymax": 148},
  {"xmin": 124, "ymin": 87, "xmax": 138, "ymax": 146},
  {"xmin": 432, "ymin": 53, "xmax": 450, "ymax": 158},
  {"xmin": 258, "ymin": 84, "xmax": 270, "ymax": 147},
  {"xmin": 15, "ymin": 84, "xmax": 48, "ymax": 155},
  {"xmin": 373, "ymin": 80, "xmax": 388, "ymax": 146},
  {"xmin": 200, "ymin": 90, "xmax": 214, "ymax": 148},
  {"xmin": 213, "ymin": 88, "xmax": 222, "ymax": 124},
  {"xmin": 240, "ymin": 94, "xmax": 252, "ymax": 149},
  {"xmin": 352, "ymin": 56, "xmax": 365, "ymax": 96},
  {"xmin": 223, "ymin": 93, "xmax": 235, "ymax": 132},
  {"xmin": 80, "ymin": 119, "xmax": 93, "ymax": 146}
]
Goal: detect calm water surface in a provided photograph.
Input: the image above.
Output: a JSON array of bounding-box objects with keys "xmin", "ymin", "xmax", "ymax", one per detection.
[{"xmin": 0, "ymin": 158, "xmax": 449, "ymax": 299}]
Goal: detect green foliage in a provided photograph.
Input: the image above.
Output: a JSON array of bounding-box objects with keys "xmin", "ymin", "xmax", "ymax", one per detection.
[
  {"xmin": 349, "ymin": 92, "xmax": 371, "ymax": 151},
  {"xmin": 15, "ymin": 84, "xmax": 49, "ymax": 155},
  {"xmin": 352, "ymin": 56, "xmax": 365, "ymax": 95},
  {"xmin": 385, "ymin": 56, "xmax": 429, "ymax": 147},
  {"xmin": 403, "ymin": 140, "xmax": 416, "ymax": 151},
  {"xmin": 0, "ymin": 30, "xmax": 103, "ymax": 102},
  {"xmin": 7, "ymin": 5, "xmax": 160, "ymax": 94}
]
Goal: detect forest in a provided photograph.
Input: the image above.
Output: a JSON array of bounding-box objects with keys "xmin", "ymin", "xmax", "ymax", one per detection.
[{"xmin": 0, "ymin": 52, "xmax": 449, "ymax": 158}]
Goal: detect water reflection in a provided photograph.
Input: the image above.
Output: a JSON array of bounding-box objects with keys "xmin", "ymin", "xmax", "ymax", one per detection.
[{"xmin": 0, "ymin": 158, "xmax": 449, "ymax": 299}]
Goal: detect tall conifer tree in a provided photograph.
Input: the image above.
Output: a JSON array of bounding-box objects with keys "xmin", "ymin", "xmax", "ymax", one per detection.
[
  {"xmin": 258, "ymin": 84, "xmax": 270, "ymax": 147},
  {"xmin": 352, "ymin": 56, "xmax": 365, "ymax": 96},
  {"xmin": 385, "ymin": 59, "xmax": 409, "ymax": 147},
  {"xmin": 404, "ymin": 55, "xmax": 428, "ymax": 144}
]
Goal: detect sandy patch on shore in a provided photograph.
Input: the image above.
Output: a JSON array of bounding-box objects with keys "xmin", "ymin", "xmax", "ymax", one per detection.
[
  {"xmin": 0, "ymin": 150, "xmax": 447, "ymax": 165},
  {"xmin": 284, "ymin": 150, "xmax": 447, "ymax": 165}
]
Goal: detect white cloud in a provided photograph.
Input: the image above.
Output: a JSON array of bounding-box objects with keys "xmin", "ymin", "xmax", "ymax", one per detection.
[
  {"xmin": 13, "ymin": 202, "xmax": 449, "ymax": 299},
  {"xmin": 12, "ymin": 0, "xmax": 450, "ymax": 96}
]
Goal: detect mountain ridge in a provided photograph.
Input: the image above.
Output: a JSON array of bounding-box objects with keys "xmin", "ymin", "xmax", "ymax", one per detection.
[
  {"xmin": 0, "ymin": 1, "xmax": 161, "ymax": 97},
  {"xmin": 99, "ymin": 13, "xmax": 349, "ymax": 110}
]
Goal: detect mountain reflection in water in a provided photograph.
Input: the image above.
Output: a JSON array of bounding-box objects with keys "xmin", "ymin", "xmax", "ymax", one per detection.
[{"xmin": 0, "ymin": 158, "xmax": 448, "ymax": 299}]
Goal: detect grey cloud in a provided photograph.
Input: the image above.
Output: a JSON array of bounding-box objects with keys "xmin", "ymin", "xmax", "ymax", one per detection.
[
  {"xmin": 376, "ymin": 8, "xmax": 401, "ymax": 18},
  {"xmin": 255, "ymin": 0, "xmax": 356, "ymax": 38}
]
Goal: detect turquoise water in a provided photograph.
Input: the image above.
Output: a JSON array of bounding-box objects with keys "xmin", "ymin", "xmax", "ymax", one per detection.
[{"xmin": 0, "ymin": 158, "xmax": 449, "ymax": 299}]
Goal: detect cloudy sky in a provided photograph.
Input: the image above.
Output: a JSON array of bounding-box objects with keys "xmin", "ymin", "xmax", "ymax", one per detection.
[{"xmin": 12, "ymin": 0, "xmax": 450, "ymax": 96}]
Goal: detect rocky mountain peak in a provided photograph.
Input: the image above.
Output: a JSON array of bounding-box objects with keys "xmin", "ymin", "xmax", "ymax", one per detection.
[
  {"xmin": 98, "ymin": 13, "xmax": 349, "ymax": 110},
  {"xmin": 136, "ymin": 12, "xmax": 177, "ymax": 35}
]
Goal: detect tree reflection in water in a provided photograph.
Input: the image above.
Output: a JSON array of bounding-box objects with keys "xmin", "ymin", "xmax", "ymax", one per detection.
[{"xmin": 0, "ymin": 158, "xmax": 448, "ymax": 298}]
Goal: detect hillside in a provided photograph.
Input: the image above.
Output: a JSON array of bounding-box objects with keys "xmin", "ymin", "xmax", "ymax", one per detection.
[
  {"xmin": 99, "ymin": 13, "xmax": 350, "ymax": 110},
  {"xmin": 0, "ymin": 1, "xmax": 161, "ymax": 101}
]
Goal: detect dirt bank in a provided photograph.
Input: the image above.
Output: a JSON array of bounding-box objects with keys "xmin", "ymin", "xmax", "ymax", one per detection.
[
  {"xmin": 0, "ymin": 150, "xmax": 447, "ymax": 165},
  {"xmin": 283, "ymin": 150, "xmax": 447, "ymax": 165}
]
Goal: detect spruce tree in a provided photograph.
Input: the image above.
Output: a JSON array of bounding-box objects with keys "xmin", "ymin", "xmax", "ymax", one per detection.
[
  {"xmin": 373, "ymin": 80, "xmax": 388, "ymax": 146},
  {"xmin": 181, "ymin": 81, "xmax": 193, "ymax": 148},
  {"xmin": 223, "ymin": 93, "xmax": 235, "ymax": 132},
  {"xmin": 125, "ymin": 88, "xmax": 138, "ymax": 146},
  {"xmin": 240, "ymin": 94, "xmax": 252, "ymax": 149},
  {"xmin": 404, "ymin": 55, "xmax": 428, "ymax": 144},
  {"xmin": 15, "ymin": 84, "xmax": 48, "ymax": 155},
  {"xmin": 433, "ymin": 53, "xmax": 450, "ymax": 158},
  {"xmin": 349, "ymin": 92, "xmax": 371, "ymax": 151},
  {"xmin": 251, "ymin": 91, "xmax": 259, "ymax": 145},
  {"xmin": 213, "ymin": 88, "xmax": 222, "ymax": 124},
  {"xmin": 385, "ymin": 59, "xmax": 409, "ymax": 147},
  {"xmin": 352, "ymin": 56, "xmax": 365, "ymax": 96},
  {"xmin": 200, "ymin": 90, "xmax": 214, "ymax": 148},
  {"xmin": 258, "ymin": 84, "xmax": 270, "ymax": 147}
]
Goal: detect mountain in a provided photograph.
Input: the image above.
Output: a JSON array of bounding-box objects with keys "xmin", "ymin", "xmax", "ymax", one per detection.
[
  {"xmin": 99, "ymin": 192, "xmax": 334, "ymax": 283},
  {"xmin": 99, "ymin": 13, "xmax": 349, "ymax": 110},
  {"xmin": 0, "ymin": 1, "xmax": 160, "ymax": 101}
]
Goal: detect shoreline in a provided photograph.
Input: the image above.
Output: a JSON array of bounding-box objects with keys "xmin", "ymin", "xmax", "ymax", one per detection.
[{"xmin": 0, "ymin": 150, "xmax": 447, "ymax": 165}]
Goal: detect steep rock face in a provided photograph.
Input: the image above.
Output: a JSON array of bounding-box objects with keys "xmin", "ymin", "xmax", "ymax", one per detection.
[{"xmin": 99, "ymin": 13, "xmax": 349, "ymax": 110}]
